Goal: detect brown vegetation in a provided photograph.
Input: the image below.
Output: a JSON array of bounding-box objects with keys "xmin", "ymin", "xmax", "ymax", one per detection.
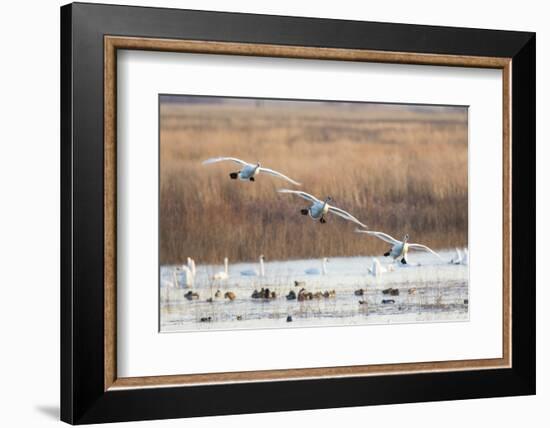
[{"xmin": 160, "ymin": 98, "xmax": 468, "ymax": 264}]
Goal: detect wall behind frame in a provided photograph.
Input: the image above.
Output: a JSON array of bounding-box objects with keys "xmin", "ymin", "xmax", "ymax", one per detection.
[{"xmin": 0, "ymin": 1, "xmax": 545, "ymax": 427}]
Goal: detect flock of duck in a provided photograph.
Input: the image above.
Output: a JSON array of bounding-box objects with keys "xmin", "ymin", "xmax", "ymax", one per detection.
[{"xmin": 168, "ymin": 156, "xmax": 469, "ymax": 308}]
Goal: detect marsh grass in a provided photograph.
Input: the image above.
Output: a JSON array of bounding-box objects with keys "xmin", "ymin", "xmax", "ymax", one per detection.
[{"xmin": 160, "ymin": 99, "xmax": 468, "ymax": 265}]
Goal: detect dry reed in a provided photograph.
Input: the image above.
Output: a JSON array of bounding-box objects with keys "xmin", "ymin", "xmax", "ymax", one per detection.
[{"xmin": 160, "ymin": 98, "xmax": 468, "ymax": 265}]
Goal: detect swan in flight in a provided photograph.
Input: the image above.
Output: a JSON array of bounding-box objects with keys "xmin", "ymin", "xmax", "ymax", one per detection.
[
  {"xmin": 240, "ymin": 255, "xmax": 266, "ymax": 277},
  {"xmin": 305, "ymin": 257, "xmax": 328, "ymax": 275},
  {"xmin": 202, "ymin": 157, "xmax": 301, "ymax": 185},
  {"xmin": 213, "ymin": 257, "xmax": 229, "ymax": 280},
  {"xmin": 367, "ymin": 258, "xmax": 394, "ymax": 277},
  {"xmin": 278, "ymin": 189, "xmax": 367, "ymax": 228},
  {"xmin": 355, "ymin": 229, "xmax": 442, "ymax": 264}
]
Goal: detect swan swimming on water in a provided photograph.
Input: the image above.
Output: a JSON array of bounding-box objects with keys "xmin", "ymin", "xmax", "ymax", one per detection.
[
  {"xmin": 174, "ymin": 265, "xmax": 194, "ymax": 288},
  {"xmin": 367, "ymin": 258, "xmax": 394, "ymax": 277},
  {"xmin": 450, "ymin": 247, "xmax": 469, "ymax": 265},
  {"xmin": 174, "ymin": 256, "xmax": 196, "ymax": 288},
  {"xmin": 240, "ymin": 255, "xmax": 266, "ymax": 277},
  {"xmin": 449, "ymin": 248, "xmax": 463, "ymax": 265},
  {"xmin": 278, "ymin": 189, "xmax": 367, "ymax": 228},
  {"xmin": 213, "ymin": 257, "xmax": 229, "ymax": 280},
  {"xmin": 305, "ymin": 257, "xmax": 328, "ymax": 275},
  {"xmin": 202, "ymin": 157, "xmax": 301, "ymax": 185},
  {"xmin": 356, "ymin": 229, "xmax": 443, "ymax": 264}
]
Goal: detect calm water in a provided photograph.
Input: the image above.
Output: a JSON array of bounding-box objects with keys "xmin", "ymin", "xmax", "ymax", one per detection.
[{"xmin": 160, "ymin": 251, "xmax": 469, "ymax": 332}]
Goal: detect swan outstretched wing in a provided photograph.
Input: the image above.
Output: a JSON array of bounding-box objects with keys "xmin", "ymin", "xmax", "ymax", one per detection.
[
  {"xmin": 328, "ymin": 206, "xmax": 367, "ymax": 228},
  {"xmin": 202, "ymin": 157, "xmax": 249, "ymax": 166},
  {"xmin": 408, "ymin": 243, "xmax": 443, "ymax": 260},
  {"xmin": 356, "ymin": 229, "xmax": 400, "ymax": 245},
  {"xmin": 259, "ymin": 167, "xmax": 301, "ymax": 185},
  {"xmin": 277, "ymin": 189, "xmax": 320, "ymax": 203}
]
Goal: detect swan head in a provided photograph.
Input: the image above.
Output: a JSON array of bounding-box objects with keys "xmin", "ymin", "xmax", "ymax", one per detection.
[
  {"xmin": 324, "ymin": 196, "xmax": 333, "ymax": 203},
  {"xmin": 259, "ymin": 254, "xmax": 265, "ymax": 260},
  {"xmin": 256, "ymin": 161, "xmax": 261, "ymax": 168},
  {"xmin": 403, "ymin": 234, "xmax": 410, "ymax": 242},
  {"xmin": 323, "ymin": 257, "xmax": 329, "ymax": 263}
]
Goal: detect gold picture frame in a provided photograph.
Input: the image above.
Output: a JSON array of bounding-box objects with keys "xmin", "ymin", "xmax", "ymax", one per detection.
[{"xmin": 103, "ymin": 36, "xmax": 512, "ymax": 391}]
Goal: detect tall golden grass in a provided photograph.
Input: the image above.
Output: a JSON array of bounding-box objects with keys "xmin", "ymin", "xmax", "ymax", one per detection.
[{"xmin": 160, "ymin": 99, "xmax": 468, "ymax": 265}]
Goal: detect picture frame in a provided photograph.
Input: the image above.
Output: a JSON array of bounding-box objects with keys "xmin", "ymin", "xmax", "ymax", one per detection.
[{"xmin": 61, "ymin": 2, "xmax": 535, "ymax": 424}]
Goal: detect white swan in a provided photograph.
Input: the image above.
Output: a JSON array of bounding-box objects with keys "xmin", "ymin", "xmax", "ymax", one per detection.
[
  {"xmin": 462, "ymin": 248, "xmax": 469, "ymax": 265},
  {"xmin": 449, "ymin": 248, "xmax": 463, "ymax": 265},
  {"xmin": 367, "ymin": 258, "xmax": 394, "ymax": 277},
  {"xmin": 213, "ymin": 257, "xmax": 229, "ymax": 280},
  {"xmin": 240, "ymin": 255, "xmax": 265, "ymax": 277},
  {"xmin": 174, "ymin": 265, "xmax": 194, "ymax": 288},
  {"xmin": 278, "ymin": 189, "xmax": 367, "ymax": 228},
  {"xmin": 171, "ymin": 271, "xmax": 179, "ymax": 288},
  {"xmin": 356, "ymin": 229, "xmax": 443, "ymax": 264},
  {"xmin": 450, "ymin": 247, "xmax": 469, "ymax": 265},
  {"xmin": 161, "ymin": 279, "xmax": 174, "ymax": 289},
  {"xmin": 305, "ymin": 257, "xmax": 328, "ymax": 275},
  {"xmin": 203, "ymin": 157, "xmax": 301, "ymax": 185},
  {"xmin": 187, "ymin": 257, "xmax": 196, "ymax": 277},
  {"xmin": 163, "ymin": 271, "xmax": 180, "ymax": 289}
]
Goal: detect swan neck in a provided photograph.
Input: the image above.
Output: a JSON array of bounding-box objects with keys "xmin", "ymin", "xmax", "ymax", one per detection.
[
  {"xmin": 259, "ymin": 257, "xmax": 265, "ymax": 277},
  {"xmin": 173, "ymin": 270, "xmax": 179, "ymax": 288}
]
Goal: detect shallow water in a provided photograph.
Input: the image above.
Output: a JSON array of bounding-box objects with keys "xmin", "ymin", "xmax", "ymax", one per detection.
[{"xmin": 160, "ymin": 250, "xmax": 469, "ymax": 332}]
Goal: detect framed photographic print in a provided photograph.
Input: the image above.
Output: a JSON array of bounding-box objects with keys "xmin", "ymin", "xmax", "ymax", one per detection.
[{"xmin": 61, "ymin": 2, "xmax": 535, "ymax": 424}]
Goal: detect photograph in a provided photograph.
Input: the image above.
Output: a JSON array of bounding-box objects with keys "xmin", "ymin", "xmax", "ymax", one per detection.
[{"xmin": 159, "ymin": 95, "xmax": 469, "ymax": 332}]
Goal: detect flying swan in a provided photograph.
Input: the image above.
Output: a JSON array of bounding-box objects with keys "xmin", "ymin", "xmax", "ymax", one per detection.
[
  {"xmin": 202, "ymin": 157, "xmax": 301, "ymax": 185},
  {"xmin": 355, "ymin": 229, "xmax": 443, "ymax": 265},
  {"xmin": 278, "ymin": 189, "xmax": 367, "ymax": 228}
]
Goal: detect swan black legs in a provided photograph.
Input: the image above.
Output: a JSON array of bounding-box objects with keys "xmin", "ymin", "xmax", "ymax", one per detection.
[
  {"xmin": 320, "ymin": 216, "xmax": 327, "ymax": 224},
  {"xmin": 300, "ymin": 209, "xmax": 308, "ymax": 215},
  {"xmin": 229, "ymin": 172, "xmax": 238, "ymax": 179},
  {"xmin": 384, "ymin": 251, "xmax": 391, "ymax": 256},
  {"xmin": 249, "ymin": 177, "xmax": 255, "ymax": 181},
  {"xmin": 401, "ymin": 258, "xmax": 407, "ymax": 264}
]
